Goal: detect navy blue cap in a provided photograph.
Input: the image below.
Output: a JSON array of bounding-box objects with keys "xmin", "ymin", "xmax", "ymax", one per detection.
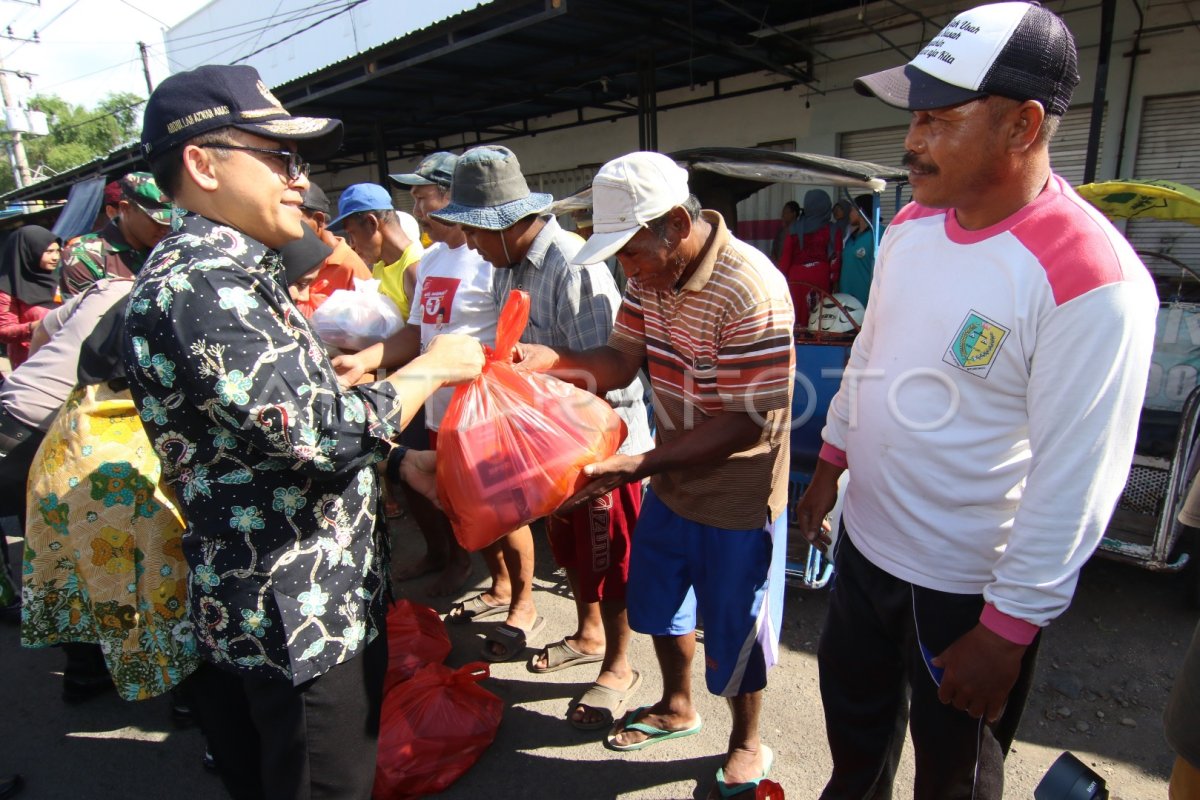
[
  {"xmin": 328, "ymin": 183, "xmax": 394, "ymax": 227},
  {"xmin": 141, "ymin": 64, "xmax": 342, "ymax": 159}
]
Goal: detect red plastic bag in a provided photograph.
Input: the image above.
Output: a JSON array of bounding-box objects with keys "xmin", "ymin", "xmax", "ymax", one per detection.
[
  {"xmin": 373, "ymin": 661, "xmax": 504, "ymax": 800},
  {"xmin": 436, "ymin": 289, "xmax": 626, "ymax": 551},
  {"xmin": 383, "ymin": 600, "xmax": 451, "ymax": 695}
]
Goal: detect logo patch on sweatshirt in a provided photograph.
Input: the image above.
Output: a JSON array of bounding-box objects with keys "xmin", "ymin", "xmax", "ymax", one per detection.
[{"xmin": 943, "ymin": 310, "xmax": 1010, "ymax": 378}]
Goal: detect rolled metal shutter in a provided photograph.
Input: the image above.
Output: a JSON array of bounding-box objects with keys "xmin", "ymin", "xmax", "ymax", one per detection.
[
  {"xmin": 1128, "ymin": 93, "xmax": 1200, "ymax": 277},
  {"xmin": 529, "ymin": 166, "xmax": 599, "ymax": 201},
  {"xmin": 1048, "ymin": 104, "xmax": 1106, "ymax": 186},
  {"xmin": 837, "ymin": 125, "xmax": 910, "ymax": 227},
  {"xmin": 837, "ymin": 105, "xmax": 1101, "ymax": 226}
]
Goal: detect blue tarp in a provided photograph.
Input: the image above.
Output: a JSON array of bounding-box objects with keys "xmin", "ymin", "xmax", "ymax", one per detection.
[{"xmin": 51, "ymin": 177, "xmax": 105, "ymax": 241}]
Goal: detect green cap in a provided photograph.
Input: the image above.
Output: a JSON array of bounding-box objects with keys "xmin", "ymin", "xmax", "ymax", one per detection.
[{"xmin": 120, "ymin": 171, "xmax": 173, "ymax": 226}]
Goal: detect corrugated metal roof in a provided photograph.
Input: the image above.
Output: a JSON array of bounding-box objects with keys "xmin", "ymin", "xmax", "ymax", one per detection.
[
  {"xmin": 271, "ymin": 0, "xmax": 842, "ymax": 162},
  {"xmin": 0, "ymin": 0, "xmax": 868, "ymax": 203}
]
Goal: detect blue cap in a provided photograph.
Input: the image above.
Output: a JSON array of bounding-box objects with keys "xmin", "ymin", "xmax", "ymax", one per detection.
[{"xmin": 328, "ymin": 183, "xmax": 394, "ymax": 227}]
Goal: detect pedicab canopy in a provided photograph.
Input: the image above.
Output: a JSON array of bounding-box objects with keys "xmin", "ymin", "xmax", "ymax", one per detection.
[
  {"xmin": 1075, "ymin": 180, "xmax": 1200, "ymax": 415},
  {"xmin": 1075, "ymin": 180, "xmax": 1200, "ymax": 226}
]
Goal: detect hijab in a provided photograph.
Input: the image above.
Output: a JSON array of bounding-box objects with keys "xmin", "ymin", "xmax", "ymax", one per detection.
[
  {"xmin": 832, "ymin": 198, "xmax": 853, "ymax": 242},
  {"xmin": 0, "ymin": 225, "xmax": 60, "ymax": 308},
  {"xmin": 796, "ymin": 189, "xmax": 833, "ymax": 237}
]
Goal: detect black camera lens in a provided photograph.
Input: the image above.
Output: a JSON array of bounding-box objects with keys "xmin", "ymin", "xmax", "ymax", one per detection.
[{"xmin": 1034, "ymin": 752, "xmax": 1109, "ymax": 800}]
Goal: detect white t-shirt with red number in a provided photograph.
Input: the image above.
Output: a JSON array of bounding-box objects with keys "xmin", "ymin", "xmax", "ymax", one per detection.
[{"xmin": 408, "ymin": 241, "xmax": 498, "ymax": 430}]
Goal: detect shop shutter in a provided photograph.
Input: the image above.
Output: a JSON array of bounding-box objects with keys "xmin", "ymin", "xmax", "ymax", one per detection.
[
  {"xmin": 1128, "ymin": 93, "xmax": 1200, "ymax": 278},
  {"xmin": 1049, "ymin": 104, "xmax": 1106, "ymax": 187},
  {"xmin": 837, "ymin": 105, "xmax": 1101, "ymax": 229},
  {"xmin": 837, "ymin": 125, "xmax": 911, "ymax": 227}
]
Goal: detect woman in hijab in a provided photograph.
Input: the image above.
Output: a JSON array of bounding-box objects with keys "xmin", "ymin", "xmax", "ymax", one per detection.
[
  {"xmin": 832, "ymin": 198, "xmax": 853, "ymax": 244},
  {"xmin": 780, "ymin": 188, "xmax": 842, "ymax": 313},
  {"xmin": 0, "ymin": 226, "xmax": 62, "ymax": 368}
]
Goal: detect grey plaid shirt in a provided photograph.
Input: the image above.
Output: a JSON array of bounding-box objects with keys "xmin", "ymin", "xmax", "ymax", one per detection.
[{"xmin": 492, "ymin": 215, "xmax": 652, "ymax": 455}]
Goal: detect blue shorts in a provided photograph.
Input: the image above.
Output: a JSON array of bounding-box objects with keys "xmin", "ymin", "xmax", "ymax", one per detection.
[{"xmin": 627, "ymin": 487, "xmax": 786, "ymax": 697}]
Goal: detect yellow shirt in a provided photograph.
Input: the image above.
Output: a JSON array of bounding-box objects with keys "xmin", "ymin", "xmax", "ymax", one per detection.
[{"xmin": 373, "ymin": 242, "xmax": 422, "ymax": 321}]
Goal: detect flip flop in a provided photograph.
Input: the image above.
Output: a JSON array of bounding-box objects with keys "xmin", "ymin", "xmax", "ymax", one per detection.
[
  {"xmin": 604, "ymin": 705, "xmax": 703, "ymax": 752},
  {"xmin": 446, "ymin": 593, "xmax": 510, "ymax": 625},
  {"xmin": 714, "ymin": 745, "xmax": 775, "ymax": 798},
  {"xmin": 529, "ymin": 638, "xmax": 605, "ymax": 674},
  {"xmin": 570, "ymin": 670, "xmax": 643, "ymax": 731},
  {"xmin": 480, "ymin": 616, "xmax": 545, "ymax": 662}
]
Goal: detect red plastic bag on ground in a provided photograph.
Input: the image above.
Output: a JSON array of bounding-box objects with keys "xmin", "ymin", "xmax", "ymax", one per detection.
[
  {"xmin": 383, "ymin": 600, "xmax": 451, "ymax": 694},
  {"xmin": 373, "ymin": 661, "xmax": 504, "ymax": 800},
  {"xmin": 436, "ymin": 289, "xmax": 626, "ymax": 551}
]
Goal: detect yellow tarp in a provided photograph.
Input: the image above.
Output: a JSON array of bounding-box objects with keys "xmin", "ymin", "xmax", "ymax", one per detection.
[{"xmin": 1075, "ymin": 180, "xmax": 1200, "ymax": 226}]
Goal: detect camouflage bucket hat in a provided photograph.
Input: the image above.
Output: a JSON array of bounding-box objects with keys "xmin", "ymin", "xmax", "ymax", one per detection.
[{"xmin": 120, "ymin": 172, "xmax": 174, "ymax": 225}]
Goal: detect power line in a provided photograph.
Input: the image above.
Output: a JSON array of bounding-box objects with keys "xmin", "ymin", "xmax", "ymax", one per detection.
[
  {"xmin": 233, "ymin": 0, "xmax": 368, "ymax": 64},
  {"xmin": 34, "ymin": 55, "xmax": 141, "ymax": 92},
  {"xmin": 162, "ymin": 1, "xmax": 362, "ymax": 71},
  {"xmin": 164, "ymin": 0, "xmax": 346, "ymax": 45},
  {"xmin": 244, "ymin": 0, "xmax": 286, "ymax": 57},
  {"xmin": 3, "ymin": 0, "xmax": 82, "ymax": 59},
  {"xmin": 155, "ymin": 0, "xmax": 354, "ymax": 71},
  {"xmin": 47, "ymin": 97, "xmax": 145, "ymax": 134},
  {"xmin": 116, "ymin": 0, "xmax": 169, "ymax": 29}
]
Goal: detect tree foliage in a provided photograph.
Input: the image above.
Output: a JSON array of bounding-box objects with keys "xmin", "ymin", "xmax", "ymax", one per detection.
[{"xmin": 0, "ymin": 91, "xmax": 144, "ymax": 194}]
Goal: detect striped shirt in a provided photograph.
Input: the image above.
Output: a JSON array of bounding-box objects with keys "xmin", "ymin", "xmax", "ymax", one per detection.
[
  {"xmin": 610, "ymin": 211, "xmax": 794, "ymax": 528},
  {"xmin": 493, "ymin": 215, "xmax": 653, "ymax": 456}
]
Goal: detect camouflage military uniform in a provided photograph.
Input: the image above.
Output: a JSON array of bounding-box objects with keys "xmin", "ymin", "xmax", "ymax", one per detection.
[{"xmin": 59, "ymin": 172, "xmax": 172, "ymax": 296}]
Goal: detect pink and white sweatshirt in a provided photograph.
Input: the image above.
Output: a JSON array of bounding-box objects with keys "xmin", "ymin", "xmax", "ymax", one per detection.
[{"xmin": 819, "ymin": 175, "xmax": 1158, "ymax": 642}]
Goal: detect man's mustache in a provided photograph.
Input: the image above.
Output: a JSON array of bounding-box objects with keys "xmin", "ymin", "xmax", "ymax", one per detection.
[{"xmin": 902, "ymin": 151, "xmax": 937, "ymax": 174}]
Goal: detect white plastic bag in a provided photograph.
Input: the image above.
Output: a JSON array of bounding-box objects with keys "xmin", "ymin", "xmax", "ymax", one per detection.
[{"xmin": 310, "ymin": 279, "xmax": 404, "ymax": 350}]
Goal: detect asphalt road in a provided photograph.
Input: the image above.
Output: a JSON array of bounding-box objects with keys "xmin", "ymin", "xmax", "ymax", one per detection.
[{"xmin": 2, "ymin": 516, "xmax": 1195, "ymax": 799}]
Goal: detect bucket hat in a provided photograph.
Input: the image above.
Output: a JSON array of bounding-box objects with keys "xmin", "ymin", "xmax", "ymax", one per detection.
[{"xmin": 429, "ymin": 146, "xmax": 551, "ymax": 230}]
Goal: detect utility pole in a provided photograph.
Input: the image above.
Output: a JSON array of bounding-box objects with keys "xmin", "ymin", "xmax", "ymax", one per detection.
[
  {"xmin": 137, "ymin": 41, "xmax": 154, "ymax": 95},
  {"xmin": 0, "ymin": 57, "xmax": 31, "ymax": 188}
]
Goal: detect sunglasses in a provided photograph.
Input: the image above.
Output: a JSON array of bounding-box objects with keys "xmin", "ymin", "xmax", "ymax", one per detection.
[{"xmin": 199, "ymin": 144, "xmax": 310, "ymax": 181}]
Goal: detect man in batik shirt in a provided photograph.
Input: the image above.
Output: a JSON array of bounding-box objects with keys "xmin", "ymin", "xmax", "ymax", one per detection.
[{"xmin": 125, "ymin": 64, "xmax": 483, "ymax": 800}]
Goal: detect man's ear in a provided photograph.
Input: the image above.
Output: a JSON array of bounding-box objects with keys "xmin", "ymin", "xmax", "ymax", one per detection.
[
  {"xmin": 362, "ymin": 212, "xmax": 382, "ymax": 237},
  {"xmin": 1010, "ymin": 100, "xmax": 1046, "ymax": 152},
  {"xmin": 182, "ymin": 144, "xmax": 220, "ymax": 193},
  {"xmin": 670, "ymin": 206, "xmax": 693, "ymax": 240},
  {"xmin": 313, "ymin": 210, "xmax": 328, "ymax": 232}
]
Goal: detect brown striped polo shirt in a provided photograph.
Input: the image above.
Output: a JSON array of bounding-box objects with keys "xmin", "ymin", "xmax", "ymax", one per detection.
[{"xmin": 609, "ymin": 210, "xmax": 795, "ymax": 529}]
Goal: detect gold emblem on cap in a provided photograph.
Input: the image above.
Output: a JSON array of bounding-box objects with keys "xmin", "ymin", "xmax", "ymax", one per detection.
[
  {"xmin": 257, "ymin": 80, "xmax": 285, "ymax": 110},
  {"xmin": 256, "ymin": 117, "xmax": 331, "ymax": 135}
]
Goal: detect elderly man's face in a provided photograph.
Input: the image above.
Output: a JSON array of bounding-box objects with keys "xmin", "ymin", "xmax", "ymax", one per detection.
[
  {"xmin": 342, "ymin": 213, "xmax": 383, "ymax": 264},
  {"xmin": 616, "ymin": 224, "xmax": 687, "ymax": 290}
]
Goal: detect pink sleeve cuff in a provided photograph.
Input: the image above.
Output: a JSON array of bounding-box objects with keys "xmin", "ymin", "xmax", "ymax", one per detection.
[
  {"xmin": 818, "ymin": 443, "xmax": 848, "ymax": 469},
  {"xmin": 980, "ymin": 603, "xmax": 1040, "ymax": 645}
]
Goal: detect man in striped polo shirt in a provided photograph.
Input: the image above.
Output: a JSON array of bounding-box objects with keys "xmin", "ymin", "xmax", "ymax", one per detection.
[{"xmin": 516, "ymin": 151, "xmax": 794, "ymax": 797}]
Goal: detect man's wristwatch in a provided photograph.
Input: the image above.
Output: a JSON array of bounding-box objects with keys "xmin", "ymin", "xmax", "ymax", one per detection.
[{"xmin": 386, "ymin": 444, "xmax": 410, "ymax": 483}]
